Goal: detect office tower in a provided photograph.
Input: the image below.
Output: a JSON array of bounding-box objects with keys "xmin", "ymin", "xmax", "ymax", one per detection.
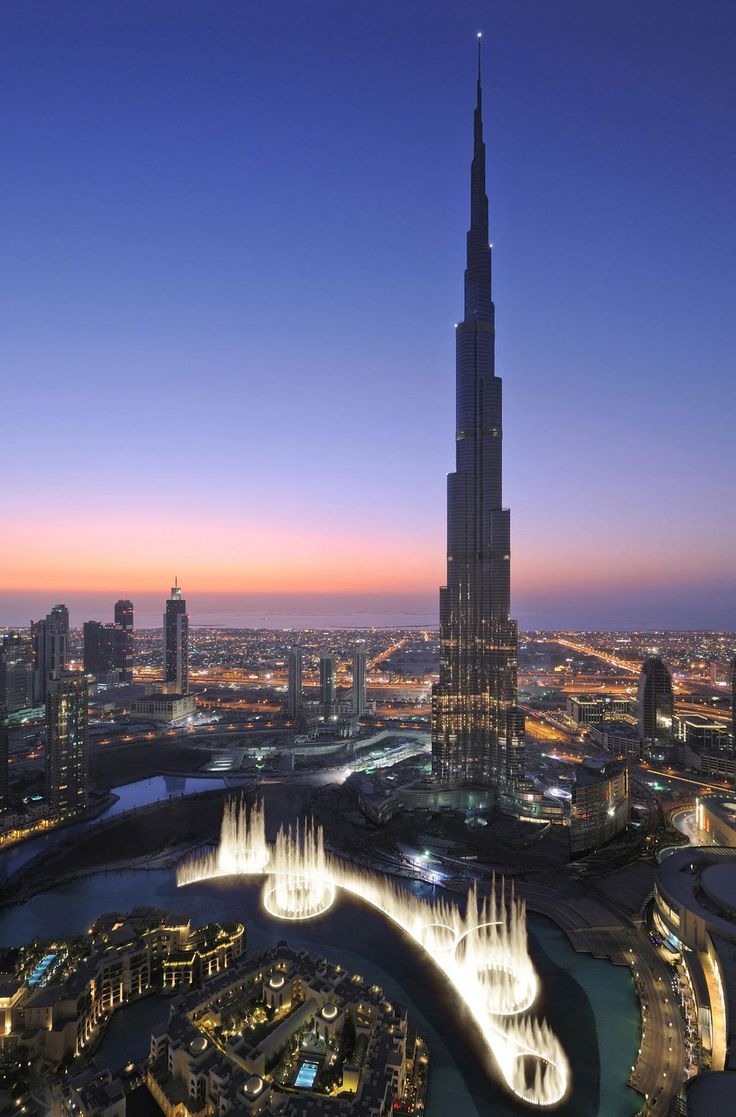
[
  {"xmin": 286, "ymin": 647, "xmax": 304, "ymax": 723},
  {"xmin": 164, "ymin": 579, "xmax": 189, "ymax": 695},
  {"xmin": 352, "ymin": 642, "xmax": 367, "ymax": 718},
  {"xmin": 45, "ymin": 671, "xmax": 89, "ymax": 819},
  {"xmin": 83, "ymin": 621, "xmax": 118, "ymax": 677},
  {"xmin": 731, "ymin": 655, "xmax": 736, "ymax": 745},
  {"xmin": 637, "ymin": 657, "xmax": 674, "ymax": 747},
  {"xmin": 432, "ymin": 43, "xmax": 523, "ymax": 787},
  {"xmin": 0, "ymin": 706, "xmax": 8, "ymax": 812},
  {"xmin": 0, "ymin": 631, "xmax": 34, "ymax": 713},
  {"xmin": 319, "ymin": 652, "xmax": 336, "ymax": 719},
  {"xmin": 31, "ymin": 604, "xmax": 69, "ymax": 703},
  {"xmin": 114, "ymin": 599, "xmax": 135, "ymax": 682}
]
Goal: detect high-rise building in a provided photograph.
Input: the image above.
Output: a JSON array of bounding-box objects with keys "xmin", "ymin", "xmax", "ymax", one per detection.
[
  {"xmin": 731, "ymin": 654, "xmax": 736, "ymax": 745},
  {"xmin": 0, "ymin": 631, "xmax": 34, "ymax": 713},
  {"xmin": 31, "ymin": 604, "xmax": 69, "ymax": 703},
  {"xmin": 45, "ymin": 671, "xmax": 89, "ymax": 819},
  {"xmin": 432, "ymin": 42, "xmax": 523, "ymax": 788},
  {"xmin": 114, "ymin": 599, "xmax": 134, "ymax": 683},
  {"xmin": 319, "ymin": 652, "xmax": 336, "ymax": 719},
  {"xmin": 352, "ymin": 642, "xmax": 367, "ymax": 718},
  {"xmin": 164, "ymin": 580, "xmax": 189, "ymax": 695},
  {"xmin": 286, "ymin": 647, "xmax": 304, "ymax": 723},
  {"xmin": 83, "ymin": 621, "xmax": 118, "ymax": 677},
  {"xmin": 637, "ymin": 656, "xmax": 674, "ymax": 749},
  {"xmin": 0, "ymin": 706, "xmax": 9, "ymax": 812}
]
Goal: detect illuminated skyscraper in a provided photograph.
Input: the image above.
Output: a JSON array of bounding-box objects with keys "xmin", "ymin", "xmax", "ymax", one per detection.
[
  {"xmin": 637, "ymin": 657, "xmax": 674, "ymax": 751},
  {"xmin": 0, "ymin": 706, "xmax": 8, "ymax": 812},
  {"xmin": 352, "ymin": 642, "xmax": 367, "ymax": 717},
  {"xmin": 730, "ymin": 654, "xmax": 736, "ymax": 747},
  {"xmin": 319, "ymin": 652, "xmax": 336, "ymax": 720},
  {"xmin": 114, "ymin": 599, "xmax": 135, "ymax": 682},
  {"xmin": 164, "ymin": 579, "xmax": 189, "ymax": 695},
  {"xmin": 287, "ymin": 647, "xmax": 304, "ymax": 723},
  {"xmin": 0, "ymin": 631, "xmax": 33, "ymax": 713},
  {"xmin": 31, "ymin": 604, "xmax": 69, "ymax": 703},
  {"xmin": 432, "ymin": 42, "xmax": 523, "ymax": 787},
  {"xmin": 46, "ymin": 670, "xmax": 89, "ymax": 819}
]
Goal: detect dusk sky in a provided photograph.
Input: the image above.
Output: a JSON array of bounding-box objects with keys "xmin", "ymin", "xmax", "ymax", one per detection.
[{"xmin": 1, "ymin": 1, "xmax": 734, "ymax": 629}]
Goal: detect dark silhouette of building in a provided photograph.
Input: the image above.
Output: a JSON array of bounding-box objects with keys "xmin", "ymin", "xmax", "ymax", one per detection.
[
  {"xmin": 83, "ymin": 621, "xmax": 118, "ymax": 677},
  {"xmin": 432, "ymin": 41, "xmax": 523, "ymax": 787},
  {"xmin": 0, "ymin": 706, "xmax": 8, "ymax": 812},
  {"xmin": 164, "ymin": 579, "xmax": 189, "ymax": 695},
  {"xmin": 352, "ymin": 642, "xmax": 367, "ymax": 717},
  {"xmin": 0, "ymin": 631, "xmax": 34, "ymax": 713},
  {"xmin": 113, "ymin": 599, "xmax": 134, "ymax": 683},
  {"xmin": 319, "ymin": 652, "xmax": 336, "ymax": 720},
  {"xmin": 46, "ymin": 671, "xmax": 89, "ymax": 819},
  {"xmin": 731, "ymin": 654, "xmax": 736, "ymax": 746},
  {"xmin": 286, "ymin": 647, "xmax": 303, "ymax": 722},
  {"xmin": 637, "ymin": 656, "xmax": 674, "ymax": 752},
  {"xmin": 31, "ymin": 604, "xmax": 69, "ymax": 703}
]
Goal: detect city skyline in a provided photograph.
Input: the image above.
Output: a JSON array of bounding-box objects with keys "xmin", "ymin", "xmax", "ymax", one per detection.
[{"xmin": 2, "ymin": 1, "xmax": 735, "ymax": 629}]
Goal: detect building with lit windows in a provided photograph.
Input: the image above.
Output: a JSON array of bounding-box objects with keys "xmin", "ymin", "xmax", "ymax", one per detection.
[
  {"xmin": 695, "ymin": 796, "xmax": 736, "ymax": 848},
  {"xmin": 637, "ymin": 656, "xmax": 674, "ymax": 756},
  {"xmin": 31, "ymin": 604, "xmax": 69, "ymax": 703},
  {"xmin": 45, "ymin": 671, "xmax": 89, "ymax": 820},
  {"xmin": 146, "ymin": 941, "xmax": 427, "ymax": 1117},
  {"xmin": 164, "ymin": 580, "xmax": 189, "ymax": 696},
  {"xmin": 569, "ymin": 760, "xmax": 630, "ymax": 856},
  {"xmin": 113, "ymin": 599, "xmax": 135, "ymax": 682},
  {"xmin": 653, "ymin": 848, "xmax": 736, "ymax": 1082},
  {"xmin": 432, "ymin": 45, "xmax": 523, "ymax": 790},
  {"xmin": 286, "ymin": 647, "xmax": 303, "ymax": 723},
  {"xmin": 319, "ymin": 651, "xmax": 336, "ymax": 720},
  {"xmin": 351, "ymin": 642, "xmax": 367, "ymax": 718},
  {"xmin": 0, "ymin": 631, "xmax": 34, "ymax": 714}
]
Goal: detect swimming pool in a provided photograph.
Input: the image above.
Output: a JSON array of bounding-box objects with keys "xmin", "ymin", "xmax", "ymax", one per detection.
[{"xmin": 294, "ymin": 1060, "xmax": 320, "ymax": 1089}]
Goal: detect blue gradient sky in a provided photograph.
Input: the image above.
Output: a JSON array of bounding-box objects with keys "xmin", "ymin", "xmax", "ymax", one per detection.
[{"xmin": 1, "ymin": 1, "xmax": 734, "ymax": 629}]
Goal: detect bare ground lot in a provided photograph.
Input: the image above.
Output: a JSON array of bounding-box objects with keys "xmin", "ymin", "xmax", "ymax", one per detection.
[{"xmin": 90, "ymin": 740, "xmax": 213, "ymax": 790}]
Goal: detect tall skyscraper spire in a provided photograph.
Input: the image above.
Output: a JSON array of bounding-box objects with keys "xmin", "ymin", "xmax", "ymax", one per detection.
[{"xmin": 432, "ymin": 41, "xmax": 524, "ymax": 789}]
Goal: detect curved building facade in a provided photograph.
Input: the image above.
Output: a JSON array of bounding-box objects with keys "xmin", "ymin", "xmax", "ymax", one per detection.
[
  {"xmin": 654, "ymin": 848, "xmax": 736, "ymax": 1075},
  {"xmin": 638, "ymin": 656, "xmax": 674, "ymax": 755}
]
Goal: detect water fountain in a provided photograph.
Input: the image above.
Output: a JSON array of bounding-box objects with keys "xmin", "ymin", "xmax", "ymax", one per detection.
[{"xmin": 177, "ymin": 797, "xmax": 570, "ymax": 1107}]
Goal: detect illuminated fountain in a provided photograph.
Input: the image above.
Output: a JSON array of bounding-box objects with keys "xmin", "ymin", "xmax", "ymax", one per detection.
[
  {"xmin": 178, "ymin": 797, "xmax": 570, "ymax": 1106},
  {"xmin": 177, "ymin": 796, "xmax": 269, "ymax": 884}
]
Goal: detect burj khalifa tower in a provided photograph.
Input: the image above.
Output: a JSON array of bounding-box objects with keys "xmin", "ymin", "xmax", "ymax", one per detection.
[{"xmin": 432, "ymin": 41, "xmax": 524, "ymax": 789}]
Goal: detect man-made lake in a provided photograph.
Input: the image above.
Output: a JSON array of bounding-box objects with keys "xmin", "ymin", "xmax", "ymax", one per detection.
[{"xmin": 0, "ymin": 868, "xmax": 642, "ymax": 1117}]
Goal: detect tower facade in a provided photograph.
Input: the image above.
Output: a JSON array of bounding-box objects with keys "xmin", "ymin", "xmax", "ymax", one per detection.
[
  {"xmin": 319, "ymin": 652, "xmax": 336, "ymax": 720},
  {"xmin": 0, "ymin": 631, "xmax": 34, "ymax": 713},
  {"xmin": 164, "ymin": 580, "xmax": 189, "ymax": 695},
  {"xmin": 46, "ymin": 670, "xmax": 89, "ymax": 819},
  {"xmin": 114, "ymin": 599, "xmax": 135, "ymax": 682},
  {"xmin": 32, "ymin": 604, "xmax": 69, "ymax": 703},
  {"xmin": 286, "ymin": 647, "xmax": 304, "ymax": 723},
  {"xmin": 352, "ymin": 642, "xmax": 367, "ymax": 718},
  {"xmin": 432, "ymin": 45, "xmax": 523, "ymax": 788},
  {"xmin": 83, "ymin": 621, "xmax": 118, "ymax": 677},
  {"xmin": 637, "ymin": 657, "xmax": 674, "ymax": 748}
]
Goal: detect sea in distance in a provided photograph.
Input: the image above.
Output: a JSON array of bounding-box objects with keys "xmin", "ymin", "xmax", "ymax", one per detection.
[
  {"xmin": 2, "ymin": 588, "xmax": 734, "ymax": 631},
  {"xmin": 0, "ymin": 591, "xmax": 439, "ymax": 630}
]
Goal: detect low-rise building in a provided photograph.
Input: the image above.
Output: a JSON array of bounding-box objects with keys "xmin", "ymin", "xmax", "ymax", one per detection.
[
  {"xmin": 129, "ymin": 693, "xmax": 196, "ymax": 723},
  {"xmin": 569, "ymin": 760, "xmax": 630, "ymax": 856},
  {"xmin": 588, "ymin": 720, "xmax": 642, "ymax": 758},
  {"xmin": 2, "ymin": 908, "xmax": 244, "ymax": 1066},
  {"xmin": 654, "ymin": 848, "xmax": 736, "ymax": 1079},
  {"xmin": 146, "ymin": 941, "xmax": 428, "ymax": 1117}
]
